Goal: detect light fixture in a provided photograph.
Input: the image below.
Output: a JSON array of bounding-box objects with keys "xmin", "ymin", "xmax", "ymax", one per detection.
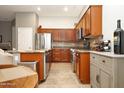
[
  {"xmin": 37, "ymin": 7, "xmax": 41, "ymax": 11},
  {"xmin": 64, "ymin": 6, "xmax": 68, "ymax": 12}
]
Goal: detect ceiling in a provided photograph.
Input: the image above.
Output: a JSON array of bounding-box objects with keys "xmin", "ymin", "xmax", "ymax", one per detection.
[{"xmin": 0, "ymin": 5, "xmax": 86, "ymax": 21}]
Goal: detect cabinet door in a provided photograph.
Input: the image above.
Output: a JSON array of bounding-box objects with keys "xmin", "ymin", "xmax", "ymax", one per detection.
[
  {"xmin": 79, "ymin": 53, "xmax": 90, "ymax": 84},
  {"xmin": 85, "ymin": 8, "xmax": 91, "ymax": 36},
  {"xmin": 52, "ymin": 31, "xmax": 60, "ymax": 41},
  {"xmin": 82, "ymin": 15, "xmax": 86, "ymax": 37},
  {"xmin": 90, "ymin": 5, "xmax": 102, "ymax": 36},
  {"xmin": 52, "ymin": 49, "xmax": 61, "ymax": 62},
  {"xmin": 76, "ymin": 53, "xmax": 80, "ymax": 77},
  {"xmin": 61, "ymin": 49, "xmax": 70, "ymax": 62},
  {"xmin": 90, "ymin": 63, "xmax": 100, "ymax": 87},
  {"xmin": 100, "ymin": 70, "xmax": 111, "ymax": 88}
]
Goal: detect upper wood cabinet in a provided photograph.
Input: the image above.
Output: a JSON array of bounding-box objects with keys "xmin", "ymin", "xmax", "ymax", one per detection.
[
  {"xmin": 89, "ymin": 5, "xmax": 102, "ymax": 37},
  {"xmin": 37, "ymin": 28, "xmax": 76, "ymax": 42},
  {"xmin": 85, "ymin": 8, "xmax": 91, "ymax": 36},
  {"xmin": 52, "ymin": 31, "xmax": 60, "ymax": 41},
  {"xmin": 82, "ymin": 15, "xmax": 86, "ymax": 36},
  {"xmin": 75, "ymin": 5, "xmax": 102, "ymax": 38}
]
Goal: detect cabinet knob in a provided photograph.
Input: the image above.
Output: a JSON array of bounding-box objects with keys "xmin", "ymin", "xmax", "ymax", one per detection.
[
  {"xmin": 102, "ymin": 60, "xmax": 105, "ymax": 63},
  {"xmin": 93, "ymin": 56, "xmax": 95, "ymax": 59},
  {"xmin": 77, "ymin": 53, "xmax": 79, "ymax": 56},
  {"xmin": 96, "ymin": 75, "xmax": 100, "ymax": 83}
]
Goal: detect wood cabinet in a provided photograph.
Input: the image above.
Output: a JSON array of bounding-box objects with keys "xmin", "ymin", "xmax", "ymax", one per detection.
[
  {"xmin": 52, "ymin": 31, "xmax": 60, "ymax": 41},
  {"xmin": 85, "ymin": 8, "xmax": 91, "ymax": 36},
  {"xmin": 75, "ymin": 51, "xmax": 90, "ymax": 84},
  {"xmin": 52, "ymin": 48, "xmax": 70, "ymax": 62},
  {"xmin": 37, "ymin": 28, "xmax": 76, "ymax": 42},
  {"xmin": 75, "ymin": 52, "xmax": 80, "ymax": 77},
  {"xmin": 75, "ymin": 5, "xmax": 102, "ymax": 38},
  {"xmin": 52, "ymin": 49, "xmax": 61, "ymax": 62},
  {"xmin": 20, "ymin": 53, "xmax": 44, "ymax": 81},
  {"xmin": 89, "ymin": 5, "xmax": 102, "ymax": 37},
  {"xmin": 79, "ymin": 52, "xmax": 90, "ymax": 84},
  {"xmin": 90, "ymin": 53, "xmax": 124, "ymax": 88},
  {"xmin": 82, "ymin": 15, "xmax": 86, "ymax": 36}
]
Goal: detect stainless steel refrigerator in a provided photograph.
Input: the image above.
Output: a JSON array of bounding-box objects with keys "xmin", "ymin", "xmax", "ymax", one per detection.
[
  {"xmin": 35, "ymin": 33, "xmax": 52, "ymax": 79},
  {"xmin": 35, "ymin": 33, "xmax": 52, "ymax": 50}
]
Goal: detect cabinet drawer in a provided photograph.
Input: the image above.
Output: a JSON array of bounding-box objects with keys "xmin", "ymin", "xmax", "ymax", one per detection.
[
  {"xmin": 90, "ymin": 53, "xmax": 97, "ymax": 63},
  {"xmin": 99, "ymin": 56, "xmax": 112, "ymax": 69}
]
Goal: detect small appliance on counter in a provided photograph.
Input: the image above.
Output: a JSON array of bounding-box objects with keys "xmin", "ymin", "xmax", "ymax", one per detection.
[{"xmin": 114, "ymin": 20, "xmax": 124, "ymax": 54}]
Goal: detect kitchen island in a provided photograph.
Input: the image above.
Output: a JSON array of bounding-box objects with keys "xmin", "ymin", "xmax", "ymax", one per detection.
[
  {"xmin": 0, "ymin": 66, "xmax": 38, "ymax": 88},
  {"xmin": 8, "ymin": 49, "xmax": 52, "ymax": 82}
]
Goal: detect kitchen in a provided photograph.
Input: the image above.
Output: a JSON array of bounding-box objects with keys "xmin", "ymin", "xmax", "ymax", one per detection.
[{"xmin": 0, "ymin": 5, "xmax": 124, "ymax": 88}]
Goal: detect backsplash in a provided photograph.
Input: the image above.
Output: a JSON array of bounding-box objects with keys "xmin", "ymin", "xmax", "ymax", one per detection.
[
  {"xmin": 52, "ymin": 36, "xmax": 103, "ymax": 49},
  {"xmin": 76, "ymin": 36, "xmax": 103, "ymax": 50},
  {"xmin": 52, "ymin": 42, "xmax": 76, "ymax": 48}
]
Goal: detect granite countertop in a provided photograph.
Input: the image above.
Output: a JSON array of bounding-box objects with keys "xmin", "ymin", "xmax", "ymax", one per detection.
[
  {"xmin": 7, "ymin": 49, "xmax": 51, "ymax": 53},
  {"xmin": 90, "ymin": 51, "xmax": 124, "ymax": 58},
  {"xmin": 73, "ymin": 49, "xmax": 124, "ymax": 58},
  {"xmin": 0, "ymin": 66, "xmax": 37, "ymax": 82}
]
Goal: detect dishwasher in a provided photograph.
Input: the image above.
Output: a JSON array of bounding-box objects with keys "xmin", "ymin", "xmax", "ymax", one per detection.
[{"xmin": 70, "ymin": 49, "xmax": 76, "ymax": 72}]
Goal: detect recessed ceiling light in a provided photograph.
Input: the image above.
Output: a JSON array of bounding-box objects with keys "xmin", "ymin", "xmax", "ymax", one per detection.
[
  {"xmin": 37, "ymin": 7, "xmax": 41, "ymax": 11},
  {"xmin": 64, "ymin": 7, "xmax": 68, "ymax": 12}
]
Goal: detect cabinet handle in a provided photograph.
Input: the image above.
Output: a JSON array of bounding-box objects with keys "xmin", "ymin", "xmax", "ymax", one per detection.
[
  {"xmin": 93, "ymin": 56, "xmax": 95, "ymax": 59},
  {"xmin": 96, "ymin": 75, "xmax": 100, "ymax": 83},
  {"xmin": 102, "ymin": 60, "xmax": 105, "ymax": 63}
]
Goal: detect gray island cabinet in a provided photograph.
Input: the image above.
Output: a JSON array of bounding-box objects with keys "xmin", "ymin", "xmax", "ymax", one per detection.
[{"xmin": 90, "ymin": 52, "xmax": 124, "ymax": 88}]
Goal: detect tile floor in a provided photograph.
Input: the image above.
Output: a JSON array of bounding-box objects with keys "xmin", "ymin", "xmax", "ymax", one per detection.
[{"xmin": 38, "ymin": 63, "xmax": 91, "ymax": 88}]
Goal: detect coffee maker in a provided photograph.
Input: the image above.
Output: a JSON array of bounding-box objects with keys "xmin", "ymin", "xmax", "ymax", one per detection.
[{"xmin": 114, "ymin": 20, "xmax": 124, "ymax": 54}]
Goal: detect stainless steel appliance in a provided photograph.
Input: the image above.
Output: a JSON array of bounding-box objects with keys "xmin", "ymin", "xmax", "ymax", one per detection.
[
  {"xmin": 35, "ymin": 33, "xmax": 52, "ymax": 79},
  {"xmin": 18, "ymin": 61, "xmax": 38, "ymax": 71},
  {"xmin": 114, "ymin": 20, "xmax": 124, "ymax": 54},
  {"xmin": 70, "ymin": 49, "xmax": 76, "ymax": 72},
  {"xmin": 76, "ymin": 28, "xmax": 83, "ymax": 40},
  {"xmin": 35, "ymin": 33, "xmax": 52, "ymax": 50},
  {"xmin": 44, "ymin": 51, "xmax": 50, "ymax": 79}
]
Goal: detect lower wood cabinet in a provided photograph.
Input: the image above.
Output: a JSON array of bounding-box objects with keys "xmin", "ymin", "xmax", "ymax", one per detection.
[
  {"xmin": 52, "ymin": 48, "xmax": 70, "ymax": 62},
  {"xmin": 75, "ymin": 51, "xmax": 90, "ymax": 84},
  {"xmin": 79, "ymin": 52, "xmax": 90, "ymax": 84}
]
